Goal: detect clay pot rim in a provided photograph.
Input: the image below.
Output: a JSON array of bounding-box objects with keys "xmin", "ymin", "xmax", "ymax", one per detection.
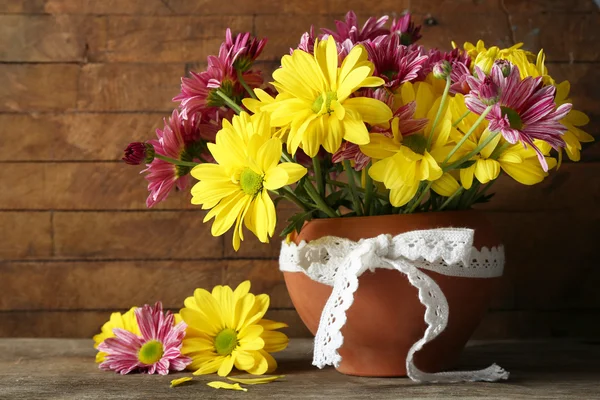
[{"xmin": 300, "ymin": 210, "xmax": 483, "ymax": 228}]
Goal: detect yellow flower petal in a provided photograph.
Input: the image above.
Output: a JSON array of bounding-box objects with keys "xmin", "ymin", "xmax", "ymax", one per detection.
[
  {"xmin": 207, "ymin": 382, "xmax": 248, "ymax": 392},
  {"xmin": 258, "ymin": 319, "xmax": 289, "ymax": 331},
  {"xmin": 227, "ymin": 376, "xmax": 284, "ymax": 385},
  {"xmin": 264, "ymin": 167, "xmax": 288, "ymax": 191},
  {"xmin": 234, "ymin": 349, "xmax": 257, "ymax": 371},
  {"xmin": 343, "ymin": 97, "xmax": 393, "ymax": 125},
  {"xmin": 431, "ymin": 173, "xmax": 460, "ymax": 197},
  {"xmin": 218, "ymin": 354, "xmax": 236, "ymax": 377},
  {"xmin": 261, "ymin": 331, "xmax": 289, "ymax": 353},
  {"xmin": 342, "ymin": 114, "xmax": 370, "ymax": 146},
  {"xmin": 389, "ymin": 184, "xmax": 419, "ymax": 207},
  {"xmin": 170, "ymin": 377, "xmax": 193, "ymax": 388},
  {"xmin": 193, "ymin": 356, "xmax": 226, "ymax": 375},
  {"xmin": 277, "ymin": 163, "xmax": 307, "ymax": 184},
  {"xmin": 247, "ymin": 351, "xmax": 269, "ymax": 375},
  {"xmin": 460, "ymin": 164, "xmax": 476, "ymax": 190}
]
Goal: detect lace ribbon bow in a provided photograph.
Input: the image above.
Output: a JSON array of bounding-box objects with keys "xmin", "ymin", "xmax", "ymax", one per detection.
[{"xmin": 279, "ymin": 228, "xmax": 509, "ymax": 383}]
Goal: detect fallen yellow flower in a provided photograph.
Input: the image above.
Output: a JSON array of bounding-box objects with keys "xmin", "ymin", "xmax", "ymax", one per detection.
[
  {"xmin": 207, "ymin": 381, "xmax": 248, "ymax": 392},
  {"xmin": 170, "ymin": 377, "xmax": 193, "ymax": 388},
  {"xmin": 227, "ymin": 375, "xmax": 284, "ymax": 385}
]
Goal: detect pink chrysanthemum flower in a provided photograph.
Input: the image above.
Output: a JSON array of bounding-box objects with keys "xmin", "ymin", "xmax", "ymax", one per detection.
[
  {"xmin": 297, "ymin": 26, "xmax": 317, "ymax": 53},
  {"xmin": 417, "ymin": 47, "xmax": 471, "ymax": 81},
  {"xmin": 322, "ymin": 11, "xmax": 389, "ymax": 44},
  {"xmin": 390, "ymin": 13, "xmax": 422, "ymax": 45},
  {"xmin": 465, "ymin": 62, "xmax": 572, "ymax": 171},
  {"xmin": 174, "ymin": 32, "xmax": 263, "ymax": 118},
  {"xmin": 222, "ymin": 28, "xmax": 267, "ymax": 73},
  {"xmin": 98, "ymin": 302, "xmax": 191, "ymax": 375},
  {"xmin": 143, "ymin": 110, "xmax": 216, "ymax": 208},
  {"xmin": 449, "ymin": 61, "xmax": 472, "ymax": 95},
  {"xmin": 365, "ymin": 34, "xmax": 428, "ymax": 88}
]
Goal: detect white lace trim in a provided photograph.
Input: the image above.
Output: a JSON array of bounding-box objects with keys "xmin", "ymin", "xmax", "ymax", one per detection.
[{"xmin": 279, "ymin": 228, "xmax": 509, "ymax": 383}]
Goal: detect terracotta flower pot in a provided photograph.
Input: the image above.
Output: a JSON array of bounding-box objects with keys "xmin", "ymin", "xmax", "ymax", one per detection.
[{"xmin": 283, "ymin": 210, "xmax": 502, "ymax": 377}]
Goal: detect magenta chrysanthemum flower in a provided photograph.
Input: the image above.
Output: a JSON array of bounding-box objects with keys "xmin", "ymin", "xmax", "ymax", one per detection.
[
  {"xmin": 174, "ymin": 31, "xmax": 263, "ymax": 118},
  {"xmin": 365, "ymin": 35, "xmax": 428, "ymax": 88},
  {"xmin": 122, "ymin": 142, "xmax": 154, "ymax": 165},
  {"xmin": 465, "ymin": 62, "xmax": 572, "ymax": 171},
  {"xmin": 322, "ymin": 11, "xmax": 389, "ymax": 44},
  {"xmin": 390, "ymin": 14, "xmax": 422, "ymax": 45},
  {"xmin": 222, "ymin": 28, "xmax": 267, "ymax": 73},
  {"xmin": 143, "ymin": 110, "xmax": 216, "ymax": 208},
  {"xmin": 98, "ymin": 302, "xmax": 191, "ymax": 375}
]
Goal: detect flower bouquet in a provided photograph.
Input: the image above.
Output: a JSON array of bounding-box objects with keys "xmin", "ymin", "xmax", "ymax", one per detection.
[{"xmin": 122, "ymin": 11, "xmax": 592, "ymax": 381}]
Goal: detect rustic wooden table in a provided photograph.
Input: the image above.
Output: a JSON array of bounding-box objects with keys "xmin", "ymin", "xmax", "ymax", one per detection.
[{"xmin": 0, "ymin": 338, "xmax": 599, "ymax": 399}]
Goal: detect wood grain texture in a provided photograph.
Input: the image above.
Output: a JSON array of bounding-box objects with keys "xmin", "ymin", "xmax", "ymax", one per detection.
[
  {"xmin": 77, "ymin": 63, "xmax": 184, "ymax": 111},
  {"xmin": 91, "ymin": 16, "xmax": 253, "ymax": 63},
  {"xmin": 0, "ymin": 15, "xmax": 101, "ymax": 62},
  {"xmin": 0, "ymin": 64, "xmax": 79, "ymax": 112},
  {"xmin": 0, "ymin": 113, "xmax": 164, "ymax": 161},
  {"xmin": 52, "ymin": 211, "xmax": 223, "ymax": 259},
  {"xmin": 512, "ymin": 13, "xmax": 600, "ymax": 62},
  {"xmin": 0, "ymin": 338, "xmax": 599, "ymax": 399},
  {"xmin": 0, "ymin": 212, "xmax": 52, "ymax": 259}
]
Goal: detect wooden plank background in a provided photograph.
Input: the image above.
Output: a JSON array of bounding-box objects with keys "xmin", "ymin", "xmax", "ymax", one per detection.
[{"xmin": 0, "ymin": 0, "xmax": 598, "ymax": 339}]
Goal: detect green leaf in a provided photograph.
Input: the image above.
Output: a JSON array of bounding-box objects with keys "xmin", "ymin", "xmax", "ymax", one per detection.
[{"xmin": 280, "ymin": 210, "xmax": 315, "ymax": 237}]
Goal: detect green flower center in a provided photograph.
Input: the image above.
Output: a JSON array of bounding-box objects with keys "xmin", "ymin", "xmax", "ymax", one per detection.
[
  {"xmin": 214, "ymin": 328, "xmax": 238, "ymax": 356},
  {"xmin": 500, "ymin": 106, "xmax": 523, "ymax": 130},
  {"xmin": 137, "ymin": 340, "xmax": 164, "ymax": 365},
  {"xmin": 311, "ymin": 91, "xmax": 338, "ymax": 114},
  {"xmin": 240, "ymin": 168, "xmax": 264, "ymax": 196},
  {"xmin": 403, "ymin": 134, "xmax": 428, "ymax": 155}
]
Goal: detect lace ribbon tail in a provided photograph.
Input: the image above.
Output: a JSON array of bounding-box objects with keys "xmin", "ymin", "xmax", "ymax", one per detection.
[{"xmin": 410, "ymin": 363, "xmax": 509, "ymax": 383}]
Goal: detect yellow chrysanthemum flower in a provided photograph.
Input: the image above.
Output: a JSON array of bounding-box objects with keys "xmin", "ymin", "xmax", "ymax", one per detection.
[
  {"xmin": 259, "ymin": 36, "xmax": 393, "ymax": 156},
  {"xmin": 363, "ymin": 80, "xmax": 459, "ymax": 207},
  {"xmin": 458, "ymin": 40, "xmax": 554, "ymax": 84},
  {"xmin": 554, "ymin": 81, "xmax": 594, "ymax": 161},
  {"xmin": 191, "ymin": 112, "xmax": 306, "ymax": 250},
  {"xmin": 93, "ymin": 307, "xmax": 140, "ymax": 363},
  {"xmin": 181, "ymin": 281, "xmax": 289, "ymax": 377}
]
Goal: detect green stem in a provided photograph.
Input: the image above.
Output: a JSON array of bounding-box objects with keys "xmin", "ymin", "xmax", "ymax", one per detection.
[
  {"xmin": 315, "ymin": 177, "xmax": 387, "ymax": 200},
  {"xmin": 427, "ymin": 76, "xmax": 452, "ymax": 150},
  {"xmin": 452, "ymin": 110, "xmax": 471, "ymax": 127},
  {"xmin": 215, "ymin": 90, "xmax": 243, "ymax": 114},
  {"xmin": 443, "ymin": 130, "xmax": 500, "ymax": 172},
  {"xmin": 313, "ymin": 158, "xmax": 325, "ymax": 197},
  {"xmin": 407, "ymin": 181, "xmax": 433, "ymax": 214},
  {"xmin": 280, "ymin": 150, "xmax": 294, "ymax": 163},
  {"xmin": 364, "ymin": 163, "xmax": 374, "ymax": 216},
  {"xmin": 343, "ymin": 160, "xmax": 363, "ymax": 216},
  {"xmin": 154, "ymin": 154, "xmax": 199, "ymax": 168},
  {"xmin": 237, "ymin": 69, "xmax": 258, "ymax": 100},
  {"xmin": 277, "ymin": 186, "xmax": 311, "ymax": 212},
  {"xmin": 303, "ymin": 180, "xmax": 338, "ymax": 218},
  {"xmin": 438, "ymin": 187, "xmax": 464, "ymax": 211},
  {"xmin": 442, "ymin": 105, "xmax": 493, "ymax": 166}
]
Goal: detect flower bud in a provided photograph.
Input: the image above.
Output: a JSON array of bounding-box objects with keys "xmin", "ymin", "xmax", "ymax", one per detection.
[
  {"xmin": 494, "ymin": 59, "xmax": 512, "ymax": 77},
  {"xmin": 432, "ymin": 60, "xmax": 452, "ymax": 80},
  {"xmin": 123, "ymin": 142, "xmax": 155, "ymax": 165},
  {"xmin": 479, "ymin": 76, "xmax": 501, "ymax": 106}
]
